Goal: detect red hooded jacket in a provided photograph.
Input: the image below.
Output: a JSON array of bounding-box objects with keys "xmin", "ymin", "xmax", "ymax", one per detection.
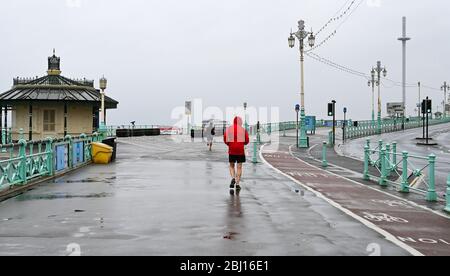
[{"xmin": 224, "ymin": 117, "xmax": 250, "ymax": 156}]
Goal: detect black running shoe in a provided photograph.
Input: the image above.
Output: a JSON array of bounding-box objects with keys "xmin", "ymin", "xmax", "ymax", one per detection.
[
  {"xmin": 230, "ymin": 178, "xmax": 236, "ymax": 189},
  {"xmin": 236, "ymin": 184, "xmax": 241, "ymax": 191}
]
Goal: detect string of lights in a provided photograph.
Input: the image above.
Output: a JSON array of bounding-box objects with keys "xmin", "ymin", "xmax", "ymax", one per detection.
[
  {"xmin": 305, "ymin": 52, "xmax": 369, "ymax": 79},
  {"xmin": 306, "ymin": 52, "xmax": 443, "ymax": 91},
  {"xmin": 307, "ymin": 0, "xmax": 364, "ymax": 53},
  {"xmin": 315, "ymin": 0, "xmax": 356, "ymax": 37}
]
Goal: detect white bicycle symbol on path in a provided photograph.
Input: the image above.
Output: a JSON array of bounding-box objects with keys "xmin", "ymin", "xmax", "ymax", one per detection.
[{"xmin": 362, "ymin": 212, "xmax": 409, "ymax": 223}]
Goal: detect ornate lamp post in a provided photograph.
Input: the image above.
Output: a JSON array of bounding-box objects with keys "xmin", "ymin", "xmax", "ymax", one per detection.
[
  {"xmin": 441, "ymin": 82, "xmax": 449, "ymax": 118},
  {"xmin": 288, "ymin": 20, "xmax": 315, "ymax": 148},
  {"xmin": 99, "ymin": 76, "xmax": 107, "ymax": 130},
  {"xmin": 243, "ymin": 102, "xmax": 249, "ymax": 132},
  {"xmin": 368, "ymin": 68, "xmax": 377, "ymax": 125},
  {"xmin": 373, "ymin": 61, "xmax": 387, "ymax": 134}
]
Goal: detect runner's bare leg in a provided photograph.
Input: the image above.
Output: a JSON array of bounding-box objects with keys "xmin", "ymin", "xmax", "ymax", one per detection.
[
  {"xmin": 236, "ymin": 163, "xmax": 243, "ymax": 185},
  {"xmin": 229, "ymin": 163, "xmax": 236, "ymax": 180}
]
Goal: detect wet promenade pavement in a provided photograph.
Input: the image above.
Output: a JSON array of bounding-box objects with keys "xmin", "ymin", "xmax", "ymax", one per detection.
[{"xmin": 0, "ymin": 135, "xmax": 409, "ymax": 256}]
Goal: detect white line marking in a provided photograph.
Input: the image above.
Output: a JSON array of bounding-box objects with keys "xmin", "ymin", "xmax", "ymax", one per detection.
[
  {"xmin": 260, "ymin": 144, "xmax": 424, "ymax": 256},
  {"xmin": 290, "ymin": 145, "xmax": 450, "ymax": 220}
]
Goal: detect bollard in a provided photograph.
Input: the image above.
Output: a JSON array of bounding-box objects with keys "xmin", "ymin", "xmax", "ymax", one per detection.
[
  {"xmin": 445, "ymin": 174, "xmax": 450, "ymax": 213},
  {"xmin": 283, "ymin": 123, "xmax": 286, "ymax": 137},
  {"xmin": 252, "ymin": 138, "xmax": 258, "ymax": 164},
  {"xmin": 65, "ymin": 135, "xmax": 73, "ymax": 169},
  {"xmin": 366, "ymin": 139, "xmax": 370, "ymax": 149},
  {"xmin": 400, "ymin": 151, "xmax": 409, "ymax": 193},
  {"xmin": 322, "ymin": 141, "xmax": 328, "ymax": 168},
  {"xmin": 18, "ymin": 139, "xmax": 27, "ymax": 185},
  {"xmin": 379, "ymin": 148, "xmax": 387, "ymax": 186},
  {"xmin": 426, "ymin": 154, "xmax": 437, "ymax": 202},
  {"xmin": 363, "ymin": 145, "xmax": 370, "ymax": 180},
  {"xmin": 392, "ymin": 142, "xmax": 397, "ymax": 171},
  {"xmin": 328, "ymin": 131, "xmax": 333, "ymax": 146}
]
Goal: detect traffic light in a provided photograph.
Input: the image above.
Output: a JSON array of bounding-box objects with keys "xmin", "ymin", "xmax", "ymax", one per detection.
[
  {"xmin": 328, "ymin": 103, "xmax": 334, "ymax": 116},
  {"xmin": 421, "ymin": 99, "xmax": 432, "ymax": 114}
]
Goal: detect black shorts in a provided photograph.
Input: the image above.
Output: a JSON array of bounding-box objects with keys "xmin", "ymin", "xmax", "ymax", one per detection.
[{"xmin": 229, "ymin": 155, "xmax": 246, "ymax": 164}]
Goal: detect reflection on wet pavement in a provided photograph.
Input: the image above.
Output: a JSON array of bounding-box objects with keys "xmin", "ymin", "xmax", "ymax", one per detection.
[{"xmin": 0, "ymin": 136, "xmax": 410, "ymax": 256}]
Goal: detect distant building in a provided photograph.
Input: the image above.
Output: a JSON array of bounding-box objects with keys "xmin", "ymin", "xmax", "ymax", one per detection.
[{"xmin": 0, "ymin": 51, "xmax": 118, "ymax": 141}]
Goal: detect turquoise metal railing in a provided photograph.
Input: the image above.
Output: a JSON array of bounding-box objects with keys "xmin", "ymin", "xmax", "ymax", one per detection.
[
  {"xmin": 363, "ymin": 139, "xmax": 442, "ymax": 202},
  {"xmin": 346, "ymin": 117, "xmax": 450, "ymax": 140},
  {"xmin": 0, "ymin": 132, "xmax": 106, "ymax": 191}
]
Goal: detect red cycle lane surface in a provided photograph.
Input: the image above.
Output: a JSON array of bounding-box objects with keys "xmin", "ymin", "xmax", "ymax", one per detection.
[{"xmin": 262, "ymin": 145, "xmax": 450, "ymax": 256}]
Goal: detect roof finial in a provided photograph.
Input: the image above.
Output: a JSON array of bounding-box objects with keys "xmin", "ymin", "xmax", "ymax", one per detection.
[{"xmin": 53, "ymin": 48, "xmax": 56, "ymax": 56}]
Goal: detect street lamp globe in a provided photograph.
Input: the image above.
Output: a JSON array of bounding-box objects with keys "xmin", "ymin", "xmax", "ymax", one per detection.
[
  {"xmin": 100, "ymin": 76, "xmax": 107, "ymax": 90},
  {"xmin": 371, "ymin": 68, "xmax": 375, "ymax": 79},
  {"xmin": 288, "ymin": 34, "xmax": 295, "ymax": 48},
  {"xmin": 383, "ymin": 68, "xmax": 387, "ymax": 77},
  {"xmin": 308, "ymin": 32, "xmax": 315, "ymax": 48},
  {"xmin": 368, "ymin": 80, "xmax": 371, "ymax": 87}
]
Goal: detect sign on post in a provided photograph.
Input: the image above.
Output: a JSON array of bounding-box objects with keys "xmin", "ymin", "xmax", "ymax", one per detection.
[{"xmin": 185, "ymin": 101, "xmax": 192, "ymax": 116}]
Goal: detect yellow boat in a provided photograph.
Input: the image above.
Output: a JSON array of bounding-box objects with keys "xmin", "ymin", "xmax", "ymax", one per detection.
[{"xmin": 91, "ymin": 142, "xmax": 113, "ymax": 164}]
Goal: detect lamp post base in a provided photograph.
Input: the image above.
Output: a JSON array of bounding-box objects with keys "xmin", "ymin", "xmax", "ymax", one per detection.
[
  {"xmin": 377, "ymin": 113, "xmax": 382, "ymax": 135},
  {"xmin": 299, "ymin": 109, "xmax": 309, "ymax": 149}
]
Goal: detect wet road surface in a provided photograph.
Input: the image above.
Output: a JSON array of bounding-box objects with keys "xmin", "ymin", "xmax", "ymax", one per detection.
[{"xmin": 0, "ymin": 135, "xmax": 409, "ymax": 256}]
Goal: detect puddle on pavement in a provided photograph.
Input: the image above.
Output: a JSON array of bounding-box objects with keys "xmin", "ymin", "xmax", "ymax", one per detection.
[
  {"xmin": 63, "ymin": 176, "xmax": 116, "ymax": 184},
  {"xmin": 15, "ymin": 192, "xmax": 113, "ymax": 201},
  {"xmin": 223, "ymin": 232, "xmax": 239, "ymax": 240}
]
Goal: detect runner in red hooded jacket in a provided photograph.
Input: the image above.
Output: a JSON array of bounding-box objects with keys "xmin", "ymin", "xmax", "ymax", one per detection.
[{"xmin": 224, "ymin": 116, "xmax": 249, "ymax": 191}]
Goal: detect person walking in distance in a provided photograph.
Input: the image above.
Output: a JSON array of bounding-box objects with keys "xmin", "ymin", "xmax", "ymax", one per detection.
[
  {"xmin": 205, "ymin": 121, "xmax": 215, "ymax": 151},
  {"xmin": 224, "ymin": 116, "xmax": 249, "ymax": 192}
]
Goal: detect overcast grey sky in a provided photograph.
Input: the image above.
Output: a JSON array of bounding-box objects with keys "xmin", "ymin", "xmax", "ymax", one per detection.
[{"xmin": 1, "ymin": 0, "xmax": 449, "ymax": 125}]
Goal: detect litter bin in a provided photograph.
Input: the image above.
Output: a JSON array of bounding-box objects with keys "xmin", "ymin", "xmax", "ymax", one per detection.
[
  {"xmin": 102, "ymin": 137, "xmax": 117, "ymax": 162},
  {"xmin": 91, "ymin": 142, "xmax": 113, "ymax": 164}
]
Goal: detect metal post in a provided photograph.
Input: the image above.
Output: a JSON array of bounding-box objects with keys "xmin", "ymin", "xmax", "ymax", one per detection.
[
  {"xmin": 332, "ymin": 100, "xmax": 336, "ymax": 145},
  {"xmin": 18, "ymin": 139, "xmax": 27, "ymax": 185},
  {"xmin": 322, "ymin": 141, "xmax": 328, "ymax": 168},
  {"xmin": 364, "ymin": 145, "xmax": 370, "ymax": 180},
  {"xmin": 426, "ymin": 98, "xmax": 430, "ymax": 144},
  {"xmin": 328, "ymin": 131, "xmax": 333, "ymax": 146},
  {"xmin": 252, "ymin": 138, "xmax": 258, "ymax": 164},
  {"xmin": 385, "ymin": 143, "xmax": 391, "ymax": 175},
  {"xmin": 418, "ymin": 82, "xmax": 421, "ymax": 126},
  {"xmin": 66, "ymin": 135, "xmax": 73, "ymax": 169},
  {"xmin": 45, "ymin": 138, "xmax": 54, "ymax": 176},
  {"xmin": 426, "ymin": 154, "xmax": 437, "ymax": 202},
  {"xmin": 296, "ymin": 110, "xmax": 299, "ymax": 148},
  {"xmin": 29, "ymin": 104, "xmax": 33, "ymax": 141},
  {"xmin": 398, "ymin": 17, "xmax": 410, "ymax": 130},
  {"xmin": 400, "ymin": 151, "xmax": 409, "ymax": 193},
  {"xmin": 445, "ymin": 174, "xmax": 450, "ymax": 213},
  {"xmin": 379, "ymin": 147, "xmax": 387, "ymax": 186}
]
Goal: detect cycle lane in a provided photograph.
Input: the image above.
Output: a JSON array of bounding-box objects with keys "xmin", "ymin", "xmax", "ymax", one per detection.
[{"xmin": 261, "ymin": 144, "xmax": 450, "ymax": 256}]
